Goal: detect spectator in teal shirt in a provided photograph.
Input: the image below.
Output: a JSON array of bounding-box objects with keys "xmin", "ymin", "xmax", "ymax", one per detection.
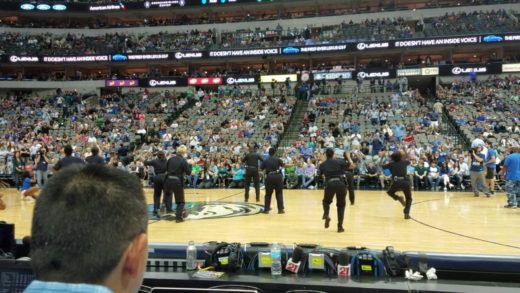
[{"xmin": 229, "ymin": 163, "xmax": 245, "ymax": 188}]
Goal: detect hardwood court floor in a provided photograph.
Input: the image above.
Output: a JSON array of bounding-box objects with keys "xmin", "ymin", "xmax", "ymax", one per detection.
[{"xmin": 1, "ymin": 188, "xmax": 519, "ymax": 256}]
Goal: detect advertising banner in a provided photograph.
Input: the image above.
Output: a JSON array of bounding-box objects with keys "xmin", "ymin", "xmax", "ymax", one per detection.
[
  {"xmin": 396, "ymin": 67, "xmax": 439, "ymax": 77},
  {"xmin": 355, "ymin": 70, "xmax": 395, "ymax": 79},
  {"xmin": 140, "ymin": 77, "xmax": 187, "ymax": 87},
  {"xmin": 502, "ymin": 63, "xmax": 520, "ymax": 73},
  {"xmin": 260, "ymin": 74, "xmax": 297, "ymax": 83},
  {"xmin": 313, "ymin": 71, "xmax": 353, "ymax": 80},
  {"xmin": 105, "ymin": 80, "xmax": 139, "ymax": 87},
  {"xmin": 224, "ymin": 75, "xmax": 258, "ymax": 85},
  {"xmin": 188, "ymin": 77, "xmax": 223, "ymax": 85}
]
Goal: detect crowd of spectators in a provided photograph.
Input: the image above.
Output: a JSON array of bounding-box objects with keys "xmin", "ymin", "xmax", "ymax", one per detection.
[
  {"xmin": 0, "ymin": 0, "xmax": 516, "ymax": 29},
  {"xmin": 0, "ymin": 77, "xmax": 516, "ymax": 193},
  {"xmin": 0, "ymin": 29, "xmax": 216, "ymax": 55},
  {"xmin": 438, "ymin": 75, "xmax": 520, "ymax": 152},
  {"xmin": 424, "ymin": 9, "xmax": 517, "ymax": 37},
  {"xmin": 0, "ymin": 85, "xmax": 297, "ymax": 191},
  {"xmin": 0, "ymin": 87, "xmax": 191, "ymax": 188},
  {"xmin": 275, "ymin": 88, "xmax": 470, "ymax": 191},
  {"xmin": 0, "ymin": 10, "xmax": 517, "ymax": 56}
]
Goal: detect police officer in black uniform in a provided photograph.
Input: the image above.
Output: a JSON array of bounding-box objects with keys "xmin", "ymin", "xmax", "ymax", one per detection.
[
  {"xmin": 164, "ymin": 145, "xmax": 191, "ymax": 223},
  {"xmin": 260, "ymin": 148, "xmax": 285, "ymax": 214},
  {"xmin": 144, "ymin": 151, "xmax": 167, "ymax": 218},
  {"xmin": 379, "ymin": 150, "xmax": 412, "ymax": 219},
  {"xmin": 319, "ymin": 148, "xmax": 348, "ymax": 233},
  {"xmin": 243, "ymin": 144, "xmax": 263, "ymax": 202},
  {"xmin": 344, "ymin": 151, "xmax": 357, "ymax": 206}
]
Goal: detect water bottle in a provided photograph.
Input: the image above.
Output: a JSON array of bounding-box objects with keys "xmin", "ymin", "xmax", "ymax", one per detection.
[
  {"xmin": 270, "ymin": 242, "xmax": 282, "ymax": 276},
  {"xmin": 186, "ymin": 241, "xmax": 197, "ymax": 271}
]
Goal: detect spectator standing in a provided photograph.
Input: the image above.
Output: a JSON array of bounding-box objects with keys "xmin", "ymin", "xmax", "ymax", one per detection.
[
  {"xmin": 35, "ymin": 149, "xmax": 50, "ymax": 188},
  {"xmin": 484, "ymin": 140, "xmax": 497, "ymax": 195},
  {"xmin": 469, "ymin": 146, "xmax": 491, "ymax": 197},
  {"xmin": 53, "ymin": 145, "xmax": 84, "ymax": 172},
  {"xmin": 501, "ymin": 147, "xmax": 520, "ymax": 208},
  {"xmin": 85, "ymin": 146, "xmax": 105, "ymax": 165}
]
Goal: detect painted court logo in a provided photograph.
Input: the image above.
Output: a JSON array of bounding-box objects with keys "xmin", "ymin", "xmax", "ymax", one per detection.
[{"xmin": 155, "ymin": 202, "xmax": 263, "ymax": 221}]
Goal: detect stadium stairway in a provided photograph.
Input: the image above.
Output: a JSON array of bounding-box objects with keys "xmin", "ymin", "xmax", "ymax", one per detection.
[
  {"xmin": 438, "ymin": 104, "xmax": 470, "ymax": 150},
  {"xmin": 131, "ymin": 95, "xmax": 197, "ymax": 152},
  {"xmin": 276, "ymin": 98, "xmax": 308, "ymax": 156}
]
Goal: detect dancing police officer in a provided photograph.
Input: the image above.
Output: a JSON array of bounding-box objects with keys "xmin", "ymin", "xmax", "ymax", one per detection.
[
  {"xmin": 379, "ymin": 150, "xmax": 412, "ymax": 219},
  {"xmin": 144, "ymin": 151, "xmax": 167, "ymax": 218},
  {"xmin": 243, "ymin": 143, "xmax": 263, "ymax": 202},
  {"xmin": 319, "ymin": 148, "xmax": 348, "ymax": 233},
  {"xmin": 164, "ymin": 145, "xmax": 191, "ymax": 223},
  {"xmin": 261, "ymin": 147, "xmax": 285, "ymax": 214}
]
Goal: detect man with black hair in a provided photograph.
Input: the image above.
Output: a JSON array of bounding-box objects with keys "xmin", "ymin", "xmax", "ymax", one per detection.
[
  {"xmin": 319, "ymin": 148, "xmax": 348, "ymax": 233},
  {"xmin": 243, "ymin": 143, "xmax": 263, "ymax": 202},
  {"xmin": 53, "ymin": 145, "xmax": 84, "ymax": 171},
  {"xmin": 144, "ymin": 151, "xmax": 168, "ymax": 218},
  {"xmin": 25, "ymin": 164, "xmax": 148, "ymax": 293},
  {"xmin": 380, "ymin": 150, "xmax": 412, "ymax": 219},
  {"xmin": 261, "ymin": 148, "xmax": 285, "ymax": 214},
  {"xmin": 85, "ymin": 146, "xmax": 105, "ymax": 165},
  {"xmin": 164, "ymin": 145, "xmax": 191, "ymax": 222}
]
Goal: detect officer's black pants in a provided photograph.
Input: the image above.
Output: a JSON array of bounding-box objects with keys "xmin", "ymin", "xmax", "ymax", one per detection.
[
  {"xmin": 322, "ymin": 181, "xmax": 347, "ymax": 228},
  {"xmin": 164, "ymin": 178, "xmax": 185, "ymax": 220},
  {"xmin": 346, "ymin": 172, "xmax": 355, "ymax": 205},
  {"xmin": 387, "ymin": 180, "xmax": 413, "ymax": 215},
  {"xmin": 264, "ymin": 173, "xmax": 284, "ymax": 212},
  {"xmin": 244, "ymin": 167, "xmax": 260, "ymax": 201},
  {"xmin": 153, "ymin": 174, "xmax": 165, "ymax": 212}
]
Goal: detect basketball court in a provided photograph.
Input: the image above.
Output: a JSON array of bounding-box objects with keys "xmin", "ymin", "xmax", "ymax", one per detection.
[{"xmin": 2, "ymin": 188, "xmax": 519, "ymax": 256}]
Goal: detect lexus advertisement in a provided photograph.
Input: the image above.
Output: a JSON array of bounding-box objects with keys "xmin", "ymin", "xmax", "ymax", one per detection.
[{"xmin": 3, "ymin": 33, "xmax": 519, "ymax": 64}]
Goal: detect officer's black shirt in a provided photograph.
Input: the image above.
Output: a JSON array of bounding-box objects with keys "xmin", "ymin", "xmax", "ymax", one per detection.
[
  {"xmin": 165, "ymin": 155, "xmax": 191, "ymax": 178},
  {"xmin": 382, "ymin": 160, "xmax": 410, "ymax": 177},
  {"xmin": 319, "ymin": 159, "xmax": 348, "ymax": 180},
  {"xmin": 144, "ymin": 158, "xmax": 167, "ymax": 174},
  {"xmin": 85, "ymin": 155, "xmax": 105, "ymax": 165},
  {"xmin": 54, "ymin": 156, "xmax": 85, "ymax": 171},
  {"xmin": 243, "ymin": 152, "xmax": 263, "ymax": 168},
  {"xmin": 261, "ymin": 156, "xmax": 284, "ymax": 173}
]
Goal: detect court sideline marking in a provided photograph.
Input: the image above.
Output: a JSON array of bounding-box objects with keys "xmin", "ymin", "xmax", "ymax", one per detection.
[{"xmin": 411, "ymin": 195, "xmax": 520, "ymax": 250}]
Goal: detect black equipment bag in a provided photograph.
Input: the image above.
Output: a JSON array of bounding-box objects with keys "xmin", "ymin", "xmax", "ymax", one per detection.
[
  {"xmin": 204, "ymin": 242, "xmax": 242, "ymax": 272},
  {"xmin": 0, "ymin": 221, "xmax": 15, "ymax": 259}
]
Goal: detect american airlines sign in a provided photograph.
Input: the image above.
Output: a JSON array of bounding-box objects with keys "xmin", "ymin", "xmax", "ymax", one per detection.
[{"xmin": 313, "ymin": 71, "xmax": 353, "ymax": 80}]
